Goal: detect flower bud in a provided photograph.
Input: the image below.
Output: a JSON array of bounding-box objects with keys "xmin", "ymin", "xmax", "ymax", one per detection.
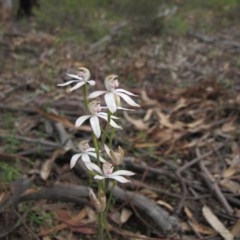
[
  {"xmin": 110, "ymin": 146, "xmax": 124, "ymax": 165},
  {"xmin": 89, "ymin": 188, "xmax": 106, "ymax": 213},
  {"xmin": 78, "ymin": 140, "xmax": 90, "ymax": 152},
  {"xmin": 104, "ymin": 144, "xmax": 124, "ymax": 165},
  {"xmin": 104, "ymin": 74, "xmax": 119, "ymax": 91},
  {"xmin": 88, "ymin": 100, "xmax": 101, "ymax": 114},
  {"xmin": 77, "ymin": 67, "xmax": 90, "ymax": 81},
  {"xmin": 103, "ymin": 162, "xmax": 113, "ymax": 176}
]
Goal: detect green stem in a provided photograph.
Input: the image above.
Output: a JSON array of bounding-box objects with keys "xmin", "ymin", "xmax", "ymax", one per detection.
[
  {"xmin": 98, "ymin": 212, "xmax": 104, "ymax": 240},
  {"xmin": 105, "ymin": 181, "xmax": 116, "ymax": 220},
  {"xmin": 83, "ymin": 84, "xmax": 89, "ymax": 111},
  {"xmin": 101, "ymin": 110, "xmax": 112, "ymax": 146},
  {"xmin": 93, "ymin": 134, "xmax": 106, "ymax": 238}
]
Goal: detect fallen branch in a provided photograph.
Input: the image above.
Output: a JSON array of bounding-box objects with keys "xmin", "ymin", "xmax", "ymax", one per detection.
[{"xmin": 0, "ymin": 178, "xmax": 181, "ymax": 236}]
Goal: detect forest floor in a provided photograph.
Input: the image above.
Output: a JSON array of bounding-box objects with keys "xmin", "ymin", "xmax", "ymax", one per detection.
[{"xmin": 1, "ymin": 1, "xmax": 240, "ymax": 239}]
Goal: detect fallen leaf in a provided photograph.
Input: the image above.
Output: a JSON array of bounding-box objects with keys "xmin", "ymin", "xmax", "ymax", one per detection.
[
  {"xmin": 120, "ymin": 208, "xmax": 132, "ymax": 224},
  {"xmin": 231, "ymin": 219, "xmax": 240, "ymax": 237},
  {"xmin": 40, "ymin": 149, "xmax": 65, "ymax": 180},
  {"xmin": 202, "ymin": 205, "xmax": 233, "ymax": 240},
  {"xmin": 156, "ymin": 110, "xmax": 184, "ymax": 130},
  {"xmin": 156, "ymin": 200, "xmax": 174, "ymax": 211},
  {"xmin": 140, "ymin": 90, "xmax": 158, "ymax": 106},
  {"xmin": 123, "ymin": 111, "xmax": 149, "ymax": 130},
  {"xmin": 220, "ymin": 179, "xmax": 240, "ymax": 193}
]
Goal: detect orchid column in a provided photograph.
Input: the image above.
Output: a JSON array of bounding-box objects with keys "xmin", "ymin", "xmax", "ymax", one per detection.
[{"xmin": 58, "ymin": 67, "xmax": 140, "ymax": 240}]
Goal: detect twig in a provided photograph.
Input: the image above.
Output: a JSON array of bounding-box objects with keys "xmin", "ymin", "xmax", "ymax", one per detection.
[
  {"xmin": 197, "ymin": 149, "xmax": 233, "ymax": 215},
  {"xmin": 176, "ymin": 144, "xmax": 224, "ymax": 213},
  {"xmin": 0, "ymin": 133, "xmax": 60, "ymax": 148},
  {"xmin": 188, "ymin": 31, "xmax": 240, "ymax": 48}
]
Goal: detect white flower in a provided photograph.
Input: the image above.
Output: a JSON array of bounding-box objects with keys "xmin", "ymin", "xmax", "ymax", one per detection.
[
  {"xmin": 57, "ymin": 67, "xmax": 95, "ymax": 91},
  {"xmin": 88, "ymin": 162, "xmax": 135, "ymax": 183},
  {"xmin": 88, "ymin": 74, "xmax": 140, "ymax": 113},
  {"xmin": 75, "ymin": 100, "xmax": 122, "ymax": 138},
  {"xmin": 70, "ymin": 140, "xmax": 105, "ymax": 169}
]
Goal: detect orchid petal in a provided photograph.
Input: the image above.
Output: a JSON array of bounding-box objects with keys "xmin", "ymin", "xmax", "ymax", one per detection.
[
  {"xmin": 111, "ymin": 170, "xmax": 135, "ymax": 176},
  {"xmin": 70, "ymin": 81, "xmax": 86, "ymax": 91},
  {"xmin": 66, "ymin": 73, "xmax": 83, "ymax": 80},
  {"xmin": 75, "ymin": 115, "xmax": 91, "ymax": 127},
  {"xmin": 99, "ymin": 156, "xmax": 106, "ymax": 163},
  {"xmin": 109, "ymin": 119, "xmax": 122, "ymax": 129},
  {"xmin": 90, "ymin": 115, "xmax": 101, "ymax": 138},
  {"xmin": 117, "ymin": 106, "xmax": 135, "ymax": 111},
  {"xmin": 87, "ymin": 152, "xmax": 106, "ymax": 162},
  {"xmin": 84, "ymin": 162, "xmax": 103, "ymax": 175},
  {"xmin": 116, "ymin": 92, "xmax": 140, "ymax": 107},
  {"xmin": 109, "ymin": 175, "xmax": 130, "ymax": 183},
  {"xmin": 88, "ymin": 90, "xmax": 106, "ymax": 99},
  {"xmin": 81, "ymin": 153, "xmax": 91, "ymax": 163},
  {"xmin": 97, "ymin": 112, "xmax": 119, "ymax": 121},
  {"xmin": 70, "ymin": 153, "xmax": 82, "ymax": 169},
  {"xmin": 85, "ymin": 162, "xmax": 103, "ymax": 174},
  {"xmin": 115, "ymin": 88, "xmax": 138, "ymax": 96},
  {"xmin": 94, "ymin": 175, "xmax": 106, "ymax": 181},
  {"xmin": 88, "ymin": 80, "xmax": 96, "ymax": 86},
  {"xmin": 104, "ymin": 92, "xmax": 117, "ymax": 113},
  {"xmin": 57, "ymin": 80, "xmax": 78, "ymax": 87},
  {"xmin": 104, "ymin": 144, "xmax": 110, "ymax": 156},
  {"xmin": 97, "ymin": 112, "xmax": 119, "ymax": 119},
  {"xmin": 86, "ymin": 148, "xmax": 96, "ymax": 152}
]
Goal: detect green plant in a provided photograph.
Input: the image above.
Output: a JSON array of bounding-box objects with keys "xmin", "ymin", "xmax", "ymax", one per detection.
[
  {"xmin": 0, "ymin": 162, "xmax": 21, "ymax": 182},
  {"xmin": 57, "ymin": 67, "xmax": 140, "ymax": 239}
]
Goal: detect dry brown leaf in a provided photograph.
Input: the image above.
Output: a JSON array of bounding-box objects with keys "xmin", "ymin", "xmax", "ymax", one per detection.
[
  {"xmin": 183, "ymin": 207, "xmax": 216, "ymax": 235},
  {"xmin": 186, "ymin": 118, "xmax": 204, "ymax": 129},
  {"xmin": 36, "ymin": 107, "xmax": 90, "ymax": 131},
  {"xmin": 184, "ymin": 206, "xmax": 194, "ymax": 220},
  {"xmin": 171, "ymin": 97, "xmax": 187, "ymax": 112},
  {"xmin": 110, "ymin": 210, "xmax": 121, "ymax": 225},
  {"xmin": 156, "ymin": 110, "xmax": 184, "ymax": 130},
  {"xmin": 123, "ymin": 111, "xmax": 149, "ymax": 130},
  {"xmin": 156, "ymin": 200, "xmax": 174, "ymax": 212},
  {"xmin": 202, "ymin": 205, "xmax": 234, "ymax": 240},
  {"xmin": 143, "ymin": 109, "xmax": 154, "ymax": 122},
  {"xmin": 120, "ymin": 208, "xmax": 132, "ymax": 224},
  {"xmin": 140, "ymin": 90, "xmax": 158, "ymax": 106},
  {"xmin": 154, "ymin": 126, "xmax": 183, "ymax": 140},
  {"xmin": 40, "ymin": 149, "xmax": 65, "ymax": 180},
  {"xmin": 220, "ymin": 179, "xmax": 240, "ymax": 193},
  {"xmin": 221, "ymin": 120, "xmax": 236, "ymax": 133},
  {"xmin": 134, "ymin": 142, "xmax": 160, "ymax": 148},
  {"xmin": 222, "ymin": 154, "xmax": 240, "ymax": 178},
  {"xmin": 222, "ymin": 167, "xmax": 239, "ymax": 179},
  {"xmin": 231, "ymin": 219, "xmax": 240, "ymax": 237},
  {"xmin": 40, "ymin": 208, "xmax": 95, "ymax": 236},
  {"xmin": 139, "ymin": 188, "xmax": 158, "ymax": 199}
]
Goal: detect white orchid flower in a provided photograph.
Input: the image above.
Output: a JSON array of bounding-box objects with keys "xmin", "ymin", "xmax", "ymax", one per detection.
[
  {"xmin": 75, "ymin": 100, "xmax": 122, "ymax": 138},
  {"xmin": 86, "ymin": 162, "xmax": 135, "ymax": 183},
  {"xmin": 57, "ymin": 67, "xmax": 95, "ymax": 91},
  {"xmin": 88, "ymin": 74, "xmax": 140, "ymax": 113},
  {"xmin": 70, "ymin": 140, "xmax": 105, "ymax": 169}
]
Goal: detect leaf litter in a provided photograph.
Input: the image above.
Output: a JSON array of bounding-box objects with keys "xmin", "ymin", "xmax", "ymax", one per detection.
[{"xmin": 1, "ymin": 11, "xmax": 240, "ymax": 240}]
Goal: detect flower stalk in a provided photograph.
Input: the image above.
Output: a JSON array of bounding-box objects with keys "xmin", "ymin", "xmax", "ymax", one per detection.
[{"xmin": 57, "ymin": 67, "xmax": 139, "ymax": 240}]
